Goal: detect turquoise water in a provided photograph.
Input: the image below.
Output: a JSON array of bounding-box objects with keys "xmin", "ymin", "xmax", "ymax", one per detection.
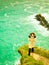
[{"xmin": 0, "ymin": 0, "xmax": 49, "ymax": 65}]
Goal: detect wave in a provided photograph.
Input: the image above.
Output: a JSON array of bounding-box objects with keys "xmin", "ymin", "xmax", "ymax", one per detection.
[
  {"xmin": 25, "ymin": 13, "xmax": 49, "ymax": 37},
  {"xmin": 14, "ymin": 58, "xmax": 21, "ymax": 65}
]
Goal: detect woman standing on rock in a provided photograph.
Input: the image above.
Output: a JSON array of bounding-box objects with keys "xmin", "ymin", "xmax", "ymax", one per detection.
[{"xmin": 28, "ymin": 32, "xmax": 36, "ymax": 56}]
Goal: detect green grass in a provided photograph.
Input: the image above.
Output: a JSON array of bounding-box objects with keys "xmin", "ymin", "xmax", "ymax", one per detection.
[
  {"xmin": 20, "ymin": 55, "xmax": 43, "ymax": 65},
  {"xmin": 18, "ymin": 44, "xmax": 49, "ymax": 65}
]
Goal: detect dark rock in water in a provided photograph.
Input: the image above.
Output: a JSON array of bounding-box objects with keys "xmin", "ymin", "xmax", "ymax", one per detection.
[{"xmin": 35, "ymin": 14, "xmax": 49, "ymax": 30}]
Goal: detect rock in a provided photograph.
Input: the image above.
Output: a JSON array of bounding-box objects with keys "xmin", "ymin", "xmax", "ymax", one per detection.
[
  {"xmin": 35, "ymin": 14, "xmax": 49, "ymax": 30},
  {"xmin": 18, "ymin": 45, "xmax": 49, "ymax": 65}
]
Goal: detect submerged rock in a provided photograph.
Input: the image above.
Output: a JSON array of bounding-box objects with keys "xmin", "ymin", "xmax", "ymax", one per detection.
[{"xmin": 35, "ymin": 14, "xmax": 49, "ymax": 30}]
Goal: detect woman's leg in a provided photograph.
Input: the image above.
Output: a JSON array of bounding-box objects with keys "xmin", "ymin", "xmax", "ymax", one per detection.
[
  {"xmin": 32, "ymin": 48, "xmax": 34, "ymax": 52},
  {"xmin": 28, "ymin": 48, "xmax": 31, "ymax": 56}
]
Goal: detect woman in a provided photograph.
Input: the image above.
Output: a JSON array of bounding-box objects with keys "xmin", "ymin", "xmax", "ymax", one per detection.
[{"xmin": 28, "ymin": 32, "xmax": 36, "ymax": 56}]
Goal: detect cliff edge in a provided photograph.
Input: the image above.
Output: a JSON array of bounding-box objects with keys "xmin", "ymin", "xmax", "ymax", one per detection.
[{"xmin": 18, "ymin": 45, "xmax": 49, "ymax": 65}]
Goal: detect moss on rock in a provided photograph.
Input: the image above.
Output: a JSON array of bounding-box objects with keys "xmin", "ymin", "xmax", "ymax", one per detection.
[{"xmin": 18, "ymin": 44, "xmax": 49, "ymax": 65}]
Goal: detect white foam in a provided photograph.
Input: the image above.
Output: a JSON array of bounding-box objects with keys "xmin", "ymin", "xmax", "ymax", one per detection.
[
  {"xmin": 10, "ymin": 2, "xmax": 14, "ymax": 7},
  {"xmin": 4, "ymin": 13, "xmax": 9, "ymax": 17},
  {"xmin": 40, "ymin": 7, "xmax": 43, "ymax": 10},
  {"xmin": 14, "ymin": 59, "xmax": 20, "ymax": 65},
  {"xmin": 5, "ymin": 6, "xmax": 8, "ymax": 9},
  {"xmin": 26, "ymin": 13, "xmax": 49, "ymax": 37},
  {"xmin": 15, "ymin": 1, "xmax": 20, "ymax": 4},
  {"xmin": 16, "ymin": 25, "xmax": 20, "ymax": 28},
  {"xmin": 6, "ymin": 64, "xmax": 8, "ymax": 65}
]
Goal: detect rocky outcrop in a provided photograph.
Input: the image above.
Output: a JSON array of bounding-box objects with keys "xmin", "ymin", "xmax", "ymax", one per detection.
[
  {"xmin": 18, "ymin": 45, "xmax": 49, "ymax": 65},
  {"xmin": 35, "ymin": 14, "xmax": 49, "ymax": 30}
]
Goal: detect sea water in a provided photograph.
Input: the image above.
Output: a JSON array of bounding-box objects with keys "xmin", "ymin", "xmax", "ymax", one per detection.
[{"xmin": 0, "ymin": 0, "xmax": 49, "ymax": 65}]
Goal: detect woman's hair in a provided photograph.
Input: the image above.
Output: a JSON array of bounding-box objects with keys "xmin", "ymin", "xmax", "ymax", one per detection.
[{"xmin": 28, "ymin": 32, "xmax": 36, "ymax": 38}]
